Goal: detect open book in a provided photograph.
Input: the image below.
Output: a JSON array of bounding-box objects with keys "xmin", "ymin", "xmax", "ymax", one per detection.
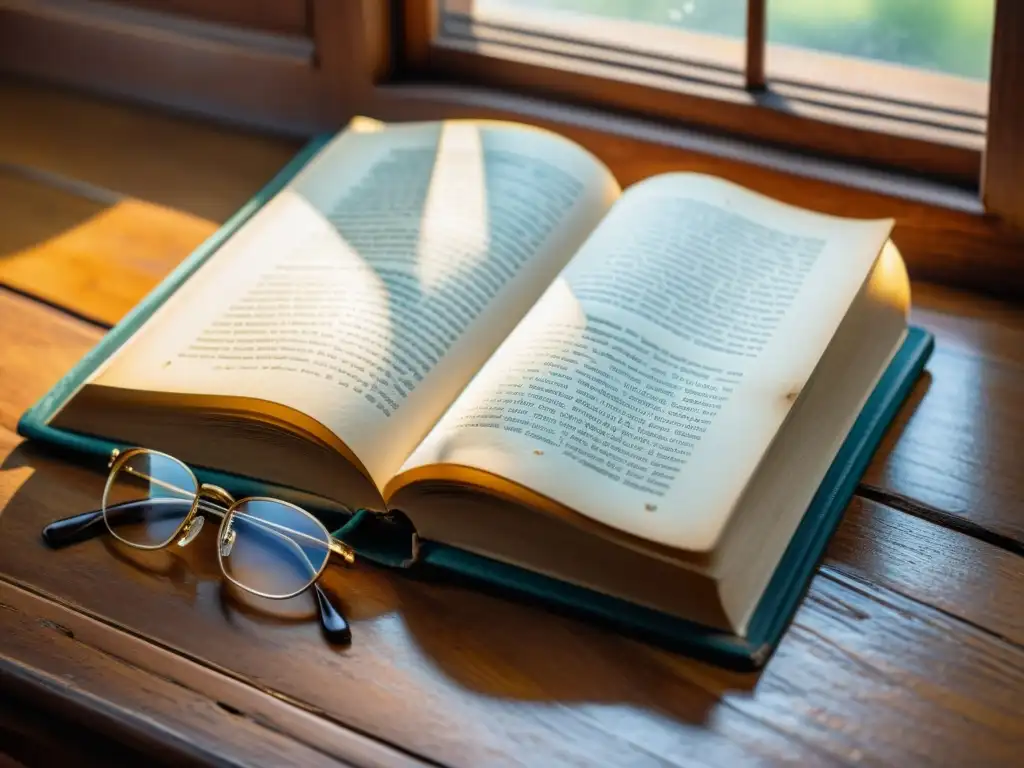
[{"xmin": 46, "ymin": 117, "xmax": 915, "ymax": 637}]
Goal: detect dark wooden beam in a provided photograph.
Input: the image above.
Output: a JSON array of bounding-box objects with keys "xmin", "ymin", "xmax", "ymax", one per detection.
[
  {"xmin": 745, "ymin": 0, "xmax": 766, "ymax": 90},
  {"xmin": 982, "ymin": 0, "xmax": 1024, "ymax": 228}
]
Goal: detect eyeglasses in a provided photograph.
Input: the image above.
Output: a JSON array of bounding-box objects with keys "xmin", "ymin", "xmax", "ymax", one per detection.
[{"xmin": 41, "ymin": 447, "xmax": 357, "ymax": 644}]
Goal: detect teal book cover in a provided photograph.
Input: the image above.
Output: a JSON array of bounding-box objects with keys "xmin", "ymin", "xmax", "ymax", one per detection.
[{"xmin": 17, "ymin": 133, "xmax": 934, "ymax": 671}]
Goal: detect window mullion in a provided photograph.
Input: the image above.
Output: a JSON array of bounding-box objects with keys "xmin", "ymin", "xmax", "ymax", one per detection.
[
  {"xmin": 745, "ymin": 0, "xmax": 766, "ymax": 91},
  {"xmin": 982, "ymin": 0, "xmax": 1024, "ymax": 227}
]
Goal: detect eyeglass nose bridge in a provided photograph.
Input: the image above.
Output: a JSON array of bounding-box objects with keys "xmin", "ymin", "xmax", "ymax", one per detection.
[
  {"xmin": 198, "ymin": 483, "xmax": 235, "ymax": 508},
  {"xmin": 172, "ymin": 484, "xmax": 234, "ymax": 549},
  {"xmin": 198, "ymin": 485, "xmax": 238, "ymax": 558}
]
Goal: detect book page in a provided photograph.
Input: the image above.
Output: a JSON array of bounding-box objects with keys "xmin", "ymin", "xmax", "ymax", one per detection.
[
  {"xmin": 79, "ymin": 119, "xmax": 620, "ymax": 489},
  {"xmin": 394, "ymin": 173, "xmax": 894, "ymax": 551}
]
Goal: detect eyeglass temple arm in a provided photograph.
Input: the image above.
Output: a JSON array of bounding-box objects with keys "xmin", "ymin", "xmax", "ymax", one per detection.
[{"xmin": 41, "ymin": 507, "xmax": 110, "ymax": 548}]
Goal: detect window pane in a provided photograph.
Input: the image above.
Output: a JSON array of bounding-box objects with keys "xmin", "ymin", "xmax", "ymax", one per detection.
[
  {"xmin": 470, "ymin": 1, "xmax": 993, "ymax": 82},
  {"xmin": 768, "ymin": 0, "xmax": 995, "ymax": 81},
  {"xmin": 439, "ymin": 1, "xmax": 985, "ymax": 177},
  {"xmin": 460, "ymin": 1, "xmax": 747, "ymax": 72},
  {"xmin": 475, "ymin": 0, "xmax": 746, "ymax": 38}
]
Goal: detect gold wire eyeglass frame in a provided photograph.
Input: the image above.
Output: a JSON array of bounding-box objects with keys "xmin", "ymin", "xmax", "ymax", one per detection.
[{"xmin": 104, "ymin": 447, "xmax": 356, "ymax": 601}]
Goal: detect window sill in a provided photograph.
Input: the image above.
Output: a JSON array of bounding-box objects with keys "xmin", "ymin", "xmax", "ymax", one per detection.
[
  {"xmin": 363, "ymin": 81, "xmax": 1023, "ymax": 300},
  {"xmin": 412, "ymin": 3, "xmax": 986, "ymax": 185}
]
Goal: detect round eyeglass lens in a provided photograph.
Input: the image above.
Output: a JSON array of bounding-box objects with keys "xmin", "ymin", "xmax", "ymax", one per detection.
[
  {"xmin": 219, "ymin": 499, "xmax": 331, "ymax": 599},
  {"xmin": 103, "ymin": 451, "xmax": 198, "ymax": 548}
]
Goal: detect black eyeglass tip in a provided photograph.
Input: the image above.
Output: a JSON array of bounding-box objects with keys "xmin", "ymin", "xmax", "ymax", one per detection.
[
  {"xmin": 314, "ymin": 584, "xmax": 352, "ymax": 645},
  {"xmin": 40, "ymin": 509, "xmax": 106, "ymax": 549}
]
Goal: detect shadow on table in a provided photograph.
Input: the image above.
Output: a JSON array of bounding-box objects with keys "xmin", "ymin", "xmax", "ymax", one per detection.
[
  {"xmin": 380, "ymin": 370, "xmax": 936, "ymax": 706},
  {"xmin": 860, "ymin": 368, "xmax": 934, "ymax": 489},
  {"xmin": 1, "ymin": 439, "xmax": 766, "ymax": 725},
  {"xmin": 0, "ymin": 167, "xmax": 110, "ymax": 261}
]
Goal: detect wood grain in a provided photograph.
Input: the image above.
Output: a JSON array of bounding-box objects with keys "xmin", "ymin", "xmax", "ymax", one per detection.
[
  {"xmin": 1, "ymin": 437, "xmax": 1022, "ymax": 767},
  {"xmin": 744, "ymin": 0, "xmax": 766, "ymax": 90},
  {"xmin": 830, "ymin": 497, "xmax": 1024, "ymax": 646},
  {"xmin": 0, "ymin": 288, "xmax": 1022, "ymax": 767},
  {"xmin": 400, "ymin": 0, "xmax": 438, "ymax": 72},
  {"xmin": 0, "ymin": 171, "xmax": 107, "ymax": 258},
  {"xmin": 0, "ymin": 578, "xmax": 417, "ymax": 767},
  {"xmin": 863, "ymin": 283, "xmax": 1024, "ymax": 545},
  {"xmin": 0, "ymin": 290, "xmax": 103, "ymax": 432},
  {"xmin": 309, "ymin": 0, "xmax": 393, "ymax": 129}
]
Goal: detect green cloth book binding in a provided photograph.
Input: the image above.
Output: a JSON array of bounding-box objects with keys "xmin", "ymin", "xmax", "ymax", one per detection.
[{"xmin": 17, "ymin": 120, "xmax": 933, "ymax": 670}]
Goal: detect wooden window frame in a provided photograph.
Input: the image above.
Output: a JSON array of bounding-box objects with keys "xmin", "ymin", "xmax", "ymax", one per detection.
[{"xmin": 981, "ymin": 0, "xmax": 1024, "ymax": 229}]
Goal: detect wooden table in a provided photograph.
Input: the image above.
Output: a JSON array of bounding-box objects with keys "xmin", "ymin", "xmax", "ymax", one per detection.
[{"xmin": 2, "ymin": 85, "xmax": 1024, "ymax": 768}]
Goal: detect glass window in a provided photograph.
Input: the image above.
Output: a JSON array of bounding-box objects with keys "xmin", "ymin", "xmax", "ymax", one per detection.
[
  {"xmin": 469, "ymin": 0, "xmax": 994, "ymax": 82},
  {"xmin": 449, "ymin": 0, "xmax": 748, "ymax": 71},
  {"xmin": 432, "ymin": 0, "xmax": 994, "ymax": 180},
  {"xmin": 768, "ymin": 0, "xmax": 994, "ymax": 81},
  {"xmin": 474, "ymin": 0, "xmax": 746, "ymax": 39}
]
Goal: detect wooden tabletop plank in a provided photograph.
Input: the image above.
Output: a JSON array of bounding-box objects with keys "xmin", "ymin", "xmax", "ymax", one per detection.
[
  {"xmin": 0, "ymin": 576, "xmax": 423, "ymax": 768},
  {"xmin": 0, "ymin": 289, "xmax": 104, "ymax": 432},
  {"xmin": 105, "ymin": 0, "xmax": 310, "ymax": 36},
  {"xmin": 864, "ymin": 282, "xmax": 1024, "ymax": 545},
  {"xmin": 0, "ymin": 437, "xmax": 1021, "ymax": 767},
  {"xmin": 829, "ymin": 497, "xmax": 1024, "ymax": 646},
  {"xmin": 0, "ymin": 291, "xmax": 1022, "ymax": 767}
]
